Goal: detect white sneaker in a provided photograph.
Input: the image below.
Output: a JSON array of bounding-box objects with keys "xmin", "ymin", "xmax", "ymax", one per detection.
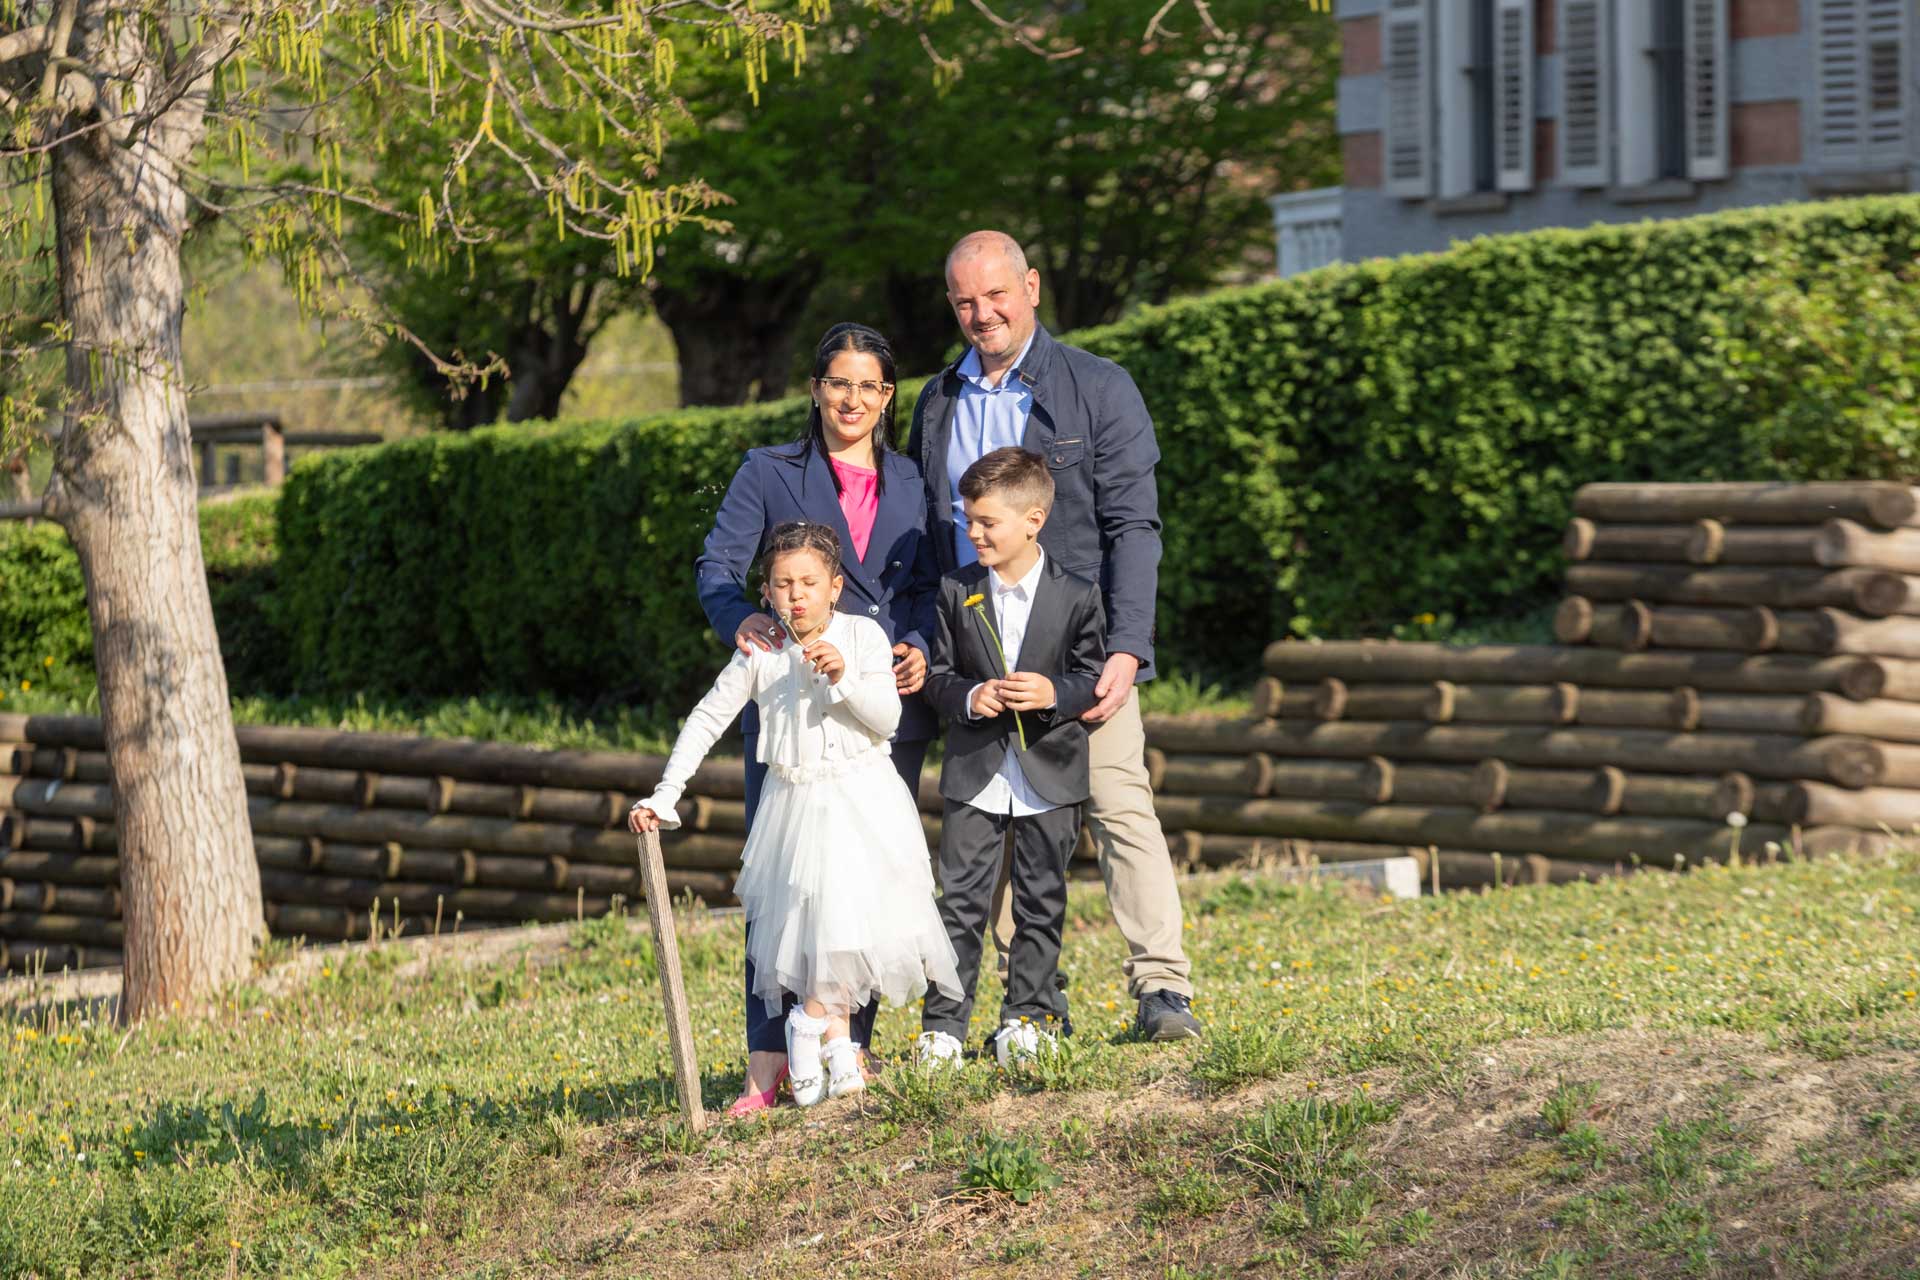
[
  {"xmin": 914, "ymin": 1030, "xmax": 965, "ymax": 1068},
  {"xmin": 786, "ymin": 1009, "xmax": 830, "ymax": 1107},
  {"xmin": 993, "ymin": 1019, "xmax": 1058, "ymax": 1068},
  {"xmin": 824, "ymin": 1037, "xmax": 865, "ymax": 1099}
]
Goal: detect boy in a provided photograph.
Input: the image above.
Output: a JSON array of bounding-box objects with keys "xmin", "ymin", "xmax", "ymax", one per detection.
[{"xmin": 918, "ymin": 446, "xmax": 1107, "ymax": 1065}]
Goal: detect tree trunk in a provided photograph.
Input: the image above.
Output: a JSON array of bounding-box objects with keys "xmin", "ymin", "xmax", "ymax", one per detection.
[
  {"xmin": 655, "ymin": 261, "xmax": 821, "ymax": 406},
  {"xmin": 504, "ymin": 280, "xmax": 597, "ymax": 423},
  {"xmin": 42, "ymin": 25, "xmax": 263, "ymax": 1020}
]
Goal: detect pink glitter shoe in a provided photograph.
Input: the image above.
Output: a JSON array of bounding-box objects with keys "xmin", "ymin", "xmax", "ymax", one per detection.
[{"xmin": 725, "ymin": 1065, "xmax": 788, "ymax": 1119}]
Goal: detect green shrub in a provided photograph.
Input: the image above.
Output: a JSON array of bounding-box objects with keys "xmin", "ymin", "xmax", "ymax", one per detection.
[
  {"xmin": 0, "ymin": 520, "xmax": 92, "ymax": 698},
  {"xmin": 24, "ymin": 197, "xmax": 1920, "ymax": 707},
  {"xmin": 0, "ymin": 492, "xmax": 285, "ymax": 698},
  {"xmin": 272, "ymin": 196, "xmax": 1920, "ymax": 705}
]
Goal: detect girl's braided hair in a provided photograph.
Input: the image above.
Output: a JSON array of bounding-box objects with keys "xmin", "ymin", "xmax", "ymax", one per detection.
[{"xmin": 761, "ymin": 519, "xmax": 842, "ymax": 578}]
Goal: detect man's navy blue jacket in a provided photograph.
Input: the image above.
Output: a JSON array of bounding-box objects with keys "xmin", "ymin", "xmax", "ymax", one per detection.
[{"xmin": 907, "ymin": 324, "xmax": 1162, "ymax": 679}]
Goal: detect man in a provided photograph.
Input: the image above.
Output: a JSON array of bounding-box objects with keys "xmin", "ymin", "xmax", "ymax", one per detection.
[{"xmin": 905, "ymin": 229, "xmax": 1201, "ymax": 1041}]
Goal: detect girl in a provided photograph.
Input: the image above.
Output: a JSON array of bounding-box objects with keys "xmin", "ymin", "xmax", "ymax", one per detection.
[{"xmin": 630, "ymin": 520, "xmax": 961, "ymax": 1107}]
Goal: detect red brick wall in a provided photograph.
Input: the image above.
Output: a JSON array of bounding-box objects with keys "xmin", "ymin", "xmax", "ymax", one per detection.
[
  {"xmin": 1534, "ymin": 118, "xmax": 1556, "ymax": 184},
  {"xmin": 1731, "ymin": 0, "xmax": 1798, "ymax": 38},
  {"xmin": 1343, "ymin": 16, "xmax": 1380, "ymax": 75},
  {"xmin": 1732, "ymin": 101, "xmax": 1802, "ymax": 166},
  {"xmin": 1344, "ymin": 132, "xmax": 1384, "ymax": 189}
]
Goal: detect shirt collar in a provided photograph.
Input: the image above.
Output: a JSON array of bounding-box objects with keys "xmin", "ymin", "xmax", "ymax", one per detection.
[
  {"xmin": 956, "ymin": 329, "xmax": 1038, "ymax": 391},
  {"xmin": 990, "ymin": 547, "xmax": 1045, "ymax": 600}
]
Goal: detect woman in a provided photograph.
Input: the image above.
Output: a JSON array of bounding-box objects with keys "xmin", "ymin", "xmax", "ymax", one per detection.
[{"xmin": 694, "ymin": 322, "xmax": 940, "ymax": 1117}]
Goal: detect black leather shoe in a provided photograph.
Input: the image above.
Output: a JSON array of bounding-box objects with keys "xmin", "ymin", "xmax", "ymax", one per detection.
[{"xmin": 1134, "ymin": 989, "xmax": 1202, "ymax": 1041}]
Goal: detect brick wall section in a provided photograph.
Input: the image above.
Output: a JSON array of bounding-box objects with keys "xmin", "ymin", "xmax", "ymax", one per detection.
[
  {"xmin": 1345, "ymin": 132, "xmax": 1384, "ymax": 188},
  {"xmin": 1343, "ymin": 16, "xmax": 1381, "ymax": 75},
  {"xmin": 1537, "ymin": 0, "xmax": 1556, "ymax": 54},
  {"xmin": 1731, "ymin": 0, "xmax": 1798, "ymax": 38},
  {"xmin": 1534, "ymin": 118, "xmax": 1556, "ymax": 183},
  {"xmin": 1732, "ymin": 101, "xmax": 1802, "ymax": 166}
]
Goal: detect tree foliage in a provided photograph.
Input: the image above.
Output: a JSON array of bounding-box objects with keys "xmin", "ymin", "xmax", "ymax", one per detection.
[{"xmin": 653, "ymin": 0, "xmax": 1338, "ymax": 400}]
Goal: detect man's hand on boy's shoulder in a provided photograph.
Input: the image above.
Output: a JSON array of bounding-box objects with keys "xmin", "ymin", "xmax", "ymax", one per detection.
[
  {"xmin": 1000, "ymin": 671, "xmax": 1056, "ymax": 713},
  {"xmin": 1081, "ymin": 652, "xmax": 1139, "ymax": 724}
]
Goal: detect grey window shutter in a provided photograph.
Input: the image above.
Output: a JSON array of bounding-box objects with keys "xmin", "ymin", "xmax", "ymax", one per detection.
[
  {"xmin": 1559, "ymin": 0, "xmax": 1611, "ymax": 186},
  {"xmin": 1495, "ymin": 0, "xmax": 1535, "ymax": 189},
  {"xmin": 1817, "ymin": 0, "xmax": 1908, "ymax": 168},
  {"xmin": 1685, "ymin": 0, "xmax": 1729, "ymax": 179},
  {"xmin": 1385, "ymin": 0, "xmax": 1435, "ymax": 198}
]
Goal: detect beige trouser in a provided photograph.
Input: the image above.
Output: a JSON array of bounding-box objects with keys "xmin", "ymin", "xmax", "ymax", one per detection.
[{"xmin": 991, "ymin": 686, "xmax": 1194, "ymax": 999}]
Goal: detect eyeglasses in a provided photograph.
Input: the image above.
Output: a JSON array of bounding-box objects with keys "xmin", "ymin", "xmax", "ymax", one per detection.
[{"xmin": 815, "ymin": 376, "xmax": 894, "ymax": 405}]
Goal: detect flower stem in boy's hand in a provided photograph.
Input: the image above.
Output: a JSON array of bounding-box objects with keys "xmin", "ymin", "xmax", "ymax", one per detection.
[{"xmin": 964, "ymin": 593, "xmax": 1026, "ymax": 750}]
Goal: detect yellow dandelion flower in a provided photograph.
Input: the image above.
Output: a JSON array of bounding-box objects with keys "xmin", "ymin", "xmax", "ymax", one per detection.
[{"xmin": 963, "ymin": 592, "xmax": 985, "ymax": 607}]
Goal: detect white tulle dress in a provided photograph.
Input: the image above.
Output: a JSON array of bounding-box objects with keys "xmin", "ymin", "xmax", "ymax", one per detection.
[{"xmin": 638, "ymin": 612, "xmax": 962, "ymax": 1019}]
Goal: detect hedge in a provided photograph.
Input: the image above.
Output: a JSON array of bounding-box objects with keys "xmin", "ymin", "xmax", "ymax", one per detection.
[
  {"xmin": 0, "ymin": 493, "xmax": 282, "ymax": 696},
  {"xmin": 11, "ymin": 195, "xmax": 1920, "ymax": 708},
  {"xmin": 274, "ymin": 196, "xmax": 1920, "ymax": 707}
]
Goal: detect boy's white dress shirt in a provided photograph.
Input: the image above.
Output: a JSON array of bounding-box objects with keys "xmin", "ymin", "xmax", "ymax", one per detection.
[{"xmin": 964, "ymin": 548, "xmax": 1058, "ymax": 817}]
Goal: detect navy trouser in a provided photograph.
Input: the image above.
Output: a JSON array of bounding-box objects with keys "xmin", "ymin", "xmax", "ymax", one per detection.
[{"xmin": 741, "ymin": 734, "xmax": 933, "ymax": 1054}]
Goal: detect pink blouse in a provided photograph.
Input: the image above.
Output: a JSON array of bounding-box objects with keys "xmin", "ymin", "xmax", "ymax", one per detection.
[{"xmin": 831, "ymin": 457, "xmax": 879, "ymax": 561}]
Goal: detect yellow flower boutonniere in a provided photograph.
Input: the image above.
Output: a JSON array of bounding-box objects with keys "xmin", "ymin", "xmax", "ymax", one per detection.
[{"xmin": 964, "ymin": 590, "xmax": 1027, "ymax": 750}]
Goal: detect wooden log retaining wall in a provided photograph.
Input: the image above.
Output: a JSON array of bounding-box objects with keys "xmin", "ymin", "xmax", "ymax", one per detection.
[{"xmin": 10, "ymin": 483, "xmax": 1913, "ymax": 973}]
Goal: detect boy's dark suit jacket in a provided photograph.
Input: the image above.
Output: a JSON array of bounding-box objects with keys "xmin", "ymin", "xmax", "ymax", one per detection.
[{"xmin": 926, "ymin": 557, "xmax": 1107, "ymax": 808}]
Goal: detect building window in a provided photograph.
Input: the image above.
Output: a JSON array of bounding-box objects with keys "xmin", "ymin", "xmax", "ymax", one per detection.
[
  {"xmin": 1437, "ymin": 0, "xmax": 1534, "ymax": 197},
  {"xmin": 1617, "ymin": 0, "xmax": 1727, "ymax": 185},
  {"xmin": 1816, "ymin": 0, "xmax": 1909, "ymax": 170},
  {"xmin": 1559, "ymin": 0, "xmax": 1613, "ymax": 187}
]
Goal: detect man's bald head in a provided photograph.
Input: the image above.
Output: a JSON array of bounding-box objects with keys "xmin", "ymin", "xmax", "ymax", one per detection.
[
  {"xmin": 945, "ymin": 230, "xmax": 1030, "ymax": 282},
  {"xmin": 944, "ymin": 230, "xmax": 1041, "ymax": 377}
]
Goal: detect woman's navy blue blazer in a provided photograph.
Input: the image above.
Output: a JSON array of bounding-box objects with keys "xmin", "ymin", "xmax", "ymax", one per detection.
[{"xmin": 695, "ymin": 441, "xmax": 940, "ymax": 742}]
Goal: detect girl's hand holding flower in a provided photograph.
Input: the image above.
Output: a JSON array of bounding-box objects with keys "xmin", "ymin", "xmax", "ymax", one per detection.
[
  {"xmin": 627, "ymin": 803, "xmax": 662, "ymax": 834},
  {"xmin": 802, "ymin": 639, "xmax": 846, "ymax": 684}
]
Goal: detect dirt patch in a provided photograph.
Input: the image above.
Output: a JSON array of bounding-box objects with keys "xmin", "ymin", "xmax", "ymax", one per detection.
[{"xmin": 365, "ymin": 1023, "xmax": 1920, "ymax": 1279}]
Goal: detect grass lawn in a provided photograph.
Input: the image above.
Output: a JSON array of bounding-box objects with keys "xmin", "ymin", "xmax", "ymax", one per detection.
[
  {"xmin": 1, "ymin": 671, "xmax": 1250, "ymax": 758},
  {"xmin": 4, "ymin": 852, "xmax": 1918, "ymax": 1278}
]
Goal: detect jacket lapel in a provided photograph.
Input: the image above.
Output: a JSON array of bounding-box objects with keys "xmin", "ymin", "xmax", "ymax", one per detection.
[
  {"xmin": 1015, "ymin": 557, "xmax": 1072, "ymax": 677},
  {"xmin": 773, "ymin": 445, "xmax": 880, "ymax": 597}
]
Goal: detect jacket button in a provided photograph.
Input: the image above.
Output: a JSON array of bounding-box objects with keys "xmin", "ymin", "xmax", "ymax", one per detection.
[
  {"xmin": 868, "ymin": 605, "xmax": 880, "ymax": 615},
  {"xmin": 891, "ymin": 560, "xmax": 902, "ymax": 569},
  {"xmin": 1053, "ymin": 454, "xmax": 1065, "ymax": 464}
]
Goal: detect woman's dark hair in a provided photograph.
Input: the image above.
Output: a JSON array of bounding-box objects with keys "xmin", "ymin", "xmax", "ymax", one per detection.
[
  {"xmin": 760, "ymin": 519, "xmax": 843, "ymax": 578},
  {"xmin": 800, "ymin": 322, "xmax": 896, "ymax": 497}
]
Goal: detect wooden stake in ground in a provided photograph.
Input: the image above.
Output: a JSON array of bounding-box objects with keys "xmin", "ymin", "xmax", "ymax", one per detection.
[{"xmin": 636, "ymin": 829, "xmax": 705, "ymax": 1133}]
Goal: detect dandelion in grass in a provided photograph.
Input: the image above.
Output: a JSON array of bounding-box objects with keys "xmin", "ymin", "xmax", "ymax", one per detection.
[{"xmin": 963, "ymin": 591, "xmax": 1026, "ymax": 750}]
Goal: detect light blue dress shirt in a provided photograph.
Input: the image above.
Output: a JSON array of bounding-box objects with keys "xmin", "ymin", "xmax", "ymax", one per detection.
[{"xmin": 945, "ymin": 331, "xmax": 1037, "ymax": 566}]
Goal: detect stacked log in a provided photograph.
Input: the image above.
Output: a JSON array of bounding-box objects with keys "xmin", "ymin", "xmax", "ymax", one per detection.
[
  {"xmin": 0, "ymin": 712, "xmax": 1112, "ymax": 973},
  {"xmin": 1148, "ymin": 483, "xmax": 1916, "ymax": 890},
  {"xmin": 13, "ymin": 484, "xmax": 1910, "ymax": 969}
]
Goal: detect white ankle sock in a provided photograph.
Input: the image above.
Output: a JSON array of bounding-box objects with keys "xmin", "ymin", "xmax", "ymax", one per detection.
[
  {"xmin": 787, "ymin": 1009, "xmax": 830, "ymax": 1081},
  {"xmin": 824, "ymin": 1036, "xmax": 860, "ymax": 1082}
]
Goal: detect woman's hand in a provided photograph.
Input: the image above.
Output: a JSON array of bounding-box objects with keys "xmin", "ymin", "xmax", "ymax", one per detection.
[
  {"xmin": 802, "ymin": 639, "xmax": 846, "ymax": 685},
  {"xmin": 891, "ymin": 642, "xmax": 927, "ymax": 695},
  {"xmin": 733, "ymin": 612, "xmax": 786, "ymax": 656},
  {"xmin": 627, "ymin": 803, "xmax": 662, "ymax": 834}
]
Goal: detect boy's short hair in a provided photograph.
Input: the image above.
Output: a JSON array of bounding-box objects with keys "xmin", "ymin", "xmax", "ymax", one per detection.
[{"xmin": 958, "ymin": 446, "xmax": 1054, "ymax": 514}]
